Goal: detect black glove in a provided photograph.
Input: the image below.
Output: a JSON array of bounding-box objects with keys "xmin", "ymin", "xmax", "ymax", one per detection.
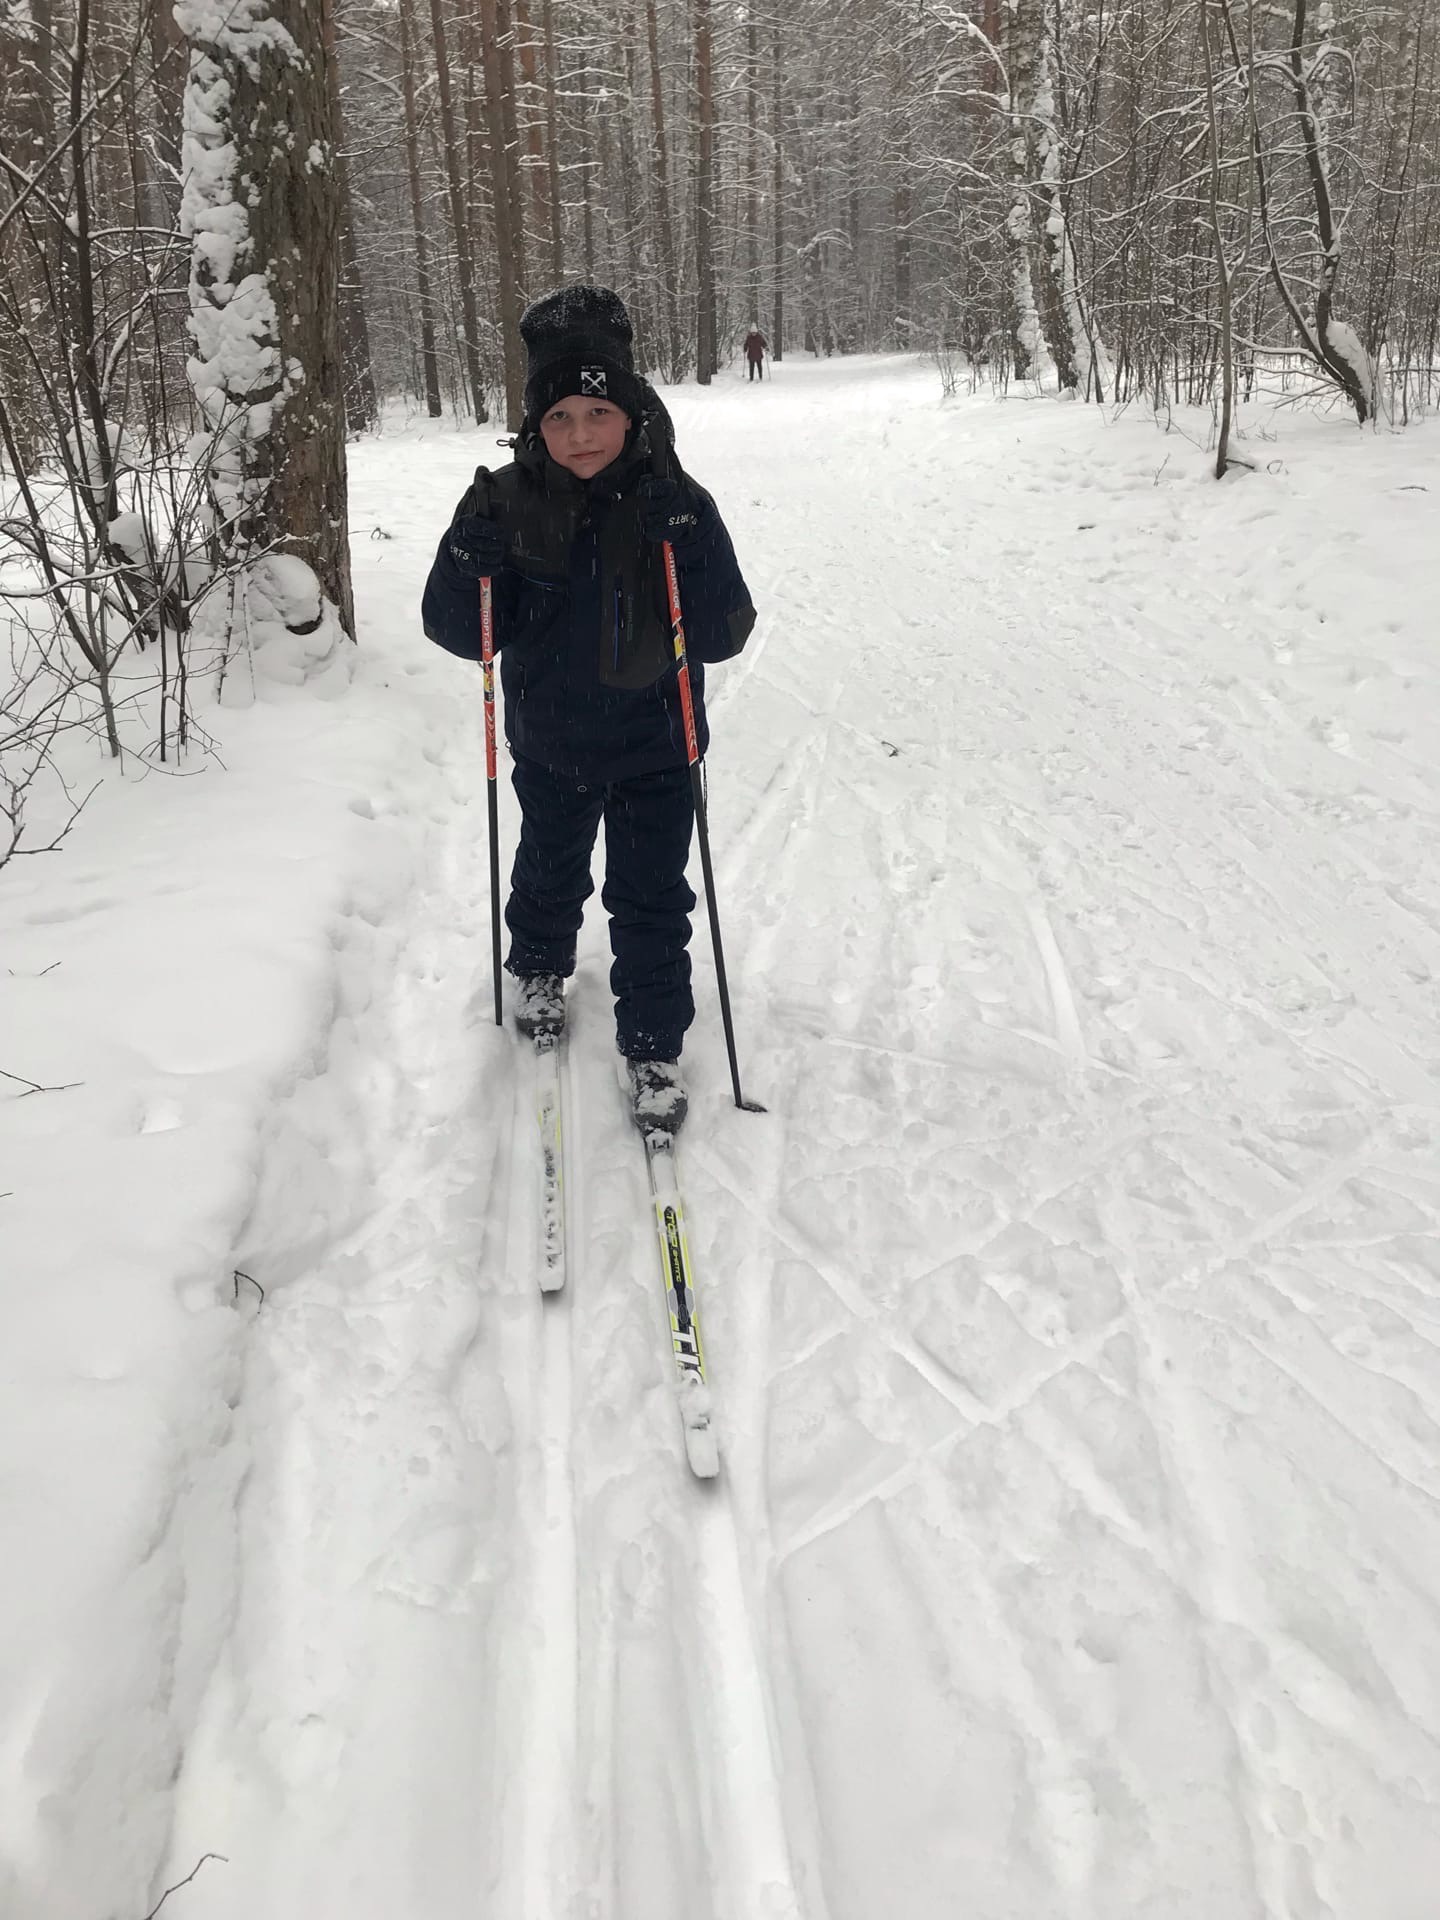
[
  {"xmin": 638, "ymin": 476, "xmax": 713, "ymax": 549},
  {"xmin": 446, "ymin": 513, "xmax": 506, "ymax": 579}
]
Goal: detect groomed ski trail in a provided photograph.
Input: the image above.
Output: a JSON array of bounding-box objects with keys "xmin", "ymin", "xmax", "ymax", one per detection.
[
  {"xmin": 689, "ymin": 1493, "xmax": 806, "ymax": 1920},
  {"xmin": 488, "ymin": 1037, "xmax": 580, "ymax": 1919},
  {"xmin": 157, "ymin": 713, "xmax": 808, "ymax": 1917},
  {"xmin": 159, "ymin": 359, "xmax": 1440, "ymax": 1920}
]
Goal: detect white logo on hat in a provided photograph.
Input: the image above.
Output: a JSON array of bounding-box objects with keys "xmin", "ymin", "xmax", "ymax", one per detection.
[{"xmin": 581, "ymin": 366, "xmax": 608, "ymax": 396}]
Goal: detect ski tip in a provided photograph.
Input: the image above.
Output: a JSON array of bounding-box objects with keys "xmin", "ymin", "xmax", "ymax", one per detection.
[
  {"xmin": 539, "ymin": 1266, "xmax": 566, "ymax": 1295},
  {"xmin": 685, "ymin": 1423, "xmax": 721, "ymax": 1479},
  {"xmin": 679, "ymin": 1378, "xmax": 719, "ymax": 1478}
]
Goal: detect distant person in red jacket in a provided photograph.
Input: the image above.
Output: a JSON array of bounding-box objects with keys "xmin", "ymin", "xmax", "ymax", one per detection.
[{"xmin": 743, "ymin": 328, "xmax": 768, "ymax": 380}]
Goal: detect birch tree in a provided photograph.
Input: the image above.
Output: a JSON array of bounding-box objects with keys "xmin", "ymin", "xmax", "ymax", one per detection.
[
  {"xmin": 1008, "ymin": 0, "xmax": 1105, "ymax": 397},
  {"xmin": 1283, "ymin": 0, "xmax": 1374, "ymax": 419}
]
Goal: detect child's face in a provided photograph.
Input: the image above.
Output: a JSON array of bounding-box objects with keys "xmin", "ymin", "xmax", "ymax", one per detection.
[{"xmin": 539, "ymin": 396, "xmax": 631, "ymax": 478}]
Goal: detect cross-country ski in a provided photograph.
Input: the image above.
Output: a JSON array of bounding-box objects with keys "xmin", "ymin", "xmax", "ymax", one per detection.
[
  {"xmin": 531, "ymin": 1033, "xmax": 567, "ymax": 1293},
  {"xmin": 642, "ymin": 1129, "xmax": 720, "ymax": 1480}
]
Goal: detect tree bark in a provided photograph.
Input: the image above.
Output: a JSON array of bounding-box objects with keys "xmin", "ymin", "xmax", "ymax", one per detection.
[
  {"xmin": 512, "ymin": 0, "xmax": 551, "ymax": 279},
  {"xmin": 616, "ymin": 31, "xmax": 646, "ymax": 356},
  {"xmin": 430, "ymin": 0, "xmax": 489, "ymax": 420},
  {"xmin": 335, "ymin": 141, "xmax": 378, "ymax": 435},
  {"xmin": 541, "ymin": 0, "xmax": 563, "ymax": 280},
  {"xmin": 496, "ymin": 0, "xmax": 529, "ymax": 301},
  {"xmin": 644, "ymin": 0, "xmax": 682, "ymax": 376},
  {"xmin": 1009, "ymin": 0, "xmax": 1077, "ymax": 389},
  {"xmin": 1216, "ymin": 0, "xmax": 1371, "ymax": 423},
  {"xmin": 694, "ymin": 0, "xmax": 717, "ymax": 382},
  {"xmin": 745, "ymin": 10, "xmax": 759, "ymax": 320},
  {"xmin": 398, "ymin": 0, "xmax": 444, "ymax": 417},
  {"xmin": 479, "ymin": 0, "xmax": 526, "ymax": 424},
  {"xmin": 580, "ymin": 49, "xmax": 596, "ymax": 280},
  {"xmin": 178, "ymin": 0, "xmax": 355, "ymax": 654},
  {"xmin": 1286, "ymin": 0, "xmax": 1371, "ymax": 420},
  {"xmin": 892, "ymin": 62, "xmax": 911, "ymax": 346},
  {"xmin": 321, "ymin": 0, "xmax": 378, "ymax": 433},
  {"xmin": 772, "ymin": 19, "xmax": 784, "ymax": 359},
  {"xmin": 0, "ymin": 0, "xmax": 52, "ymax": 464},
  {"xmin": 1199, "ymin": 0, "xmax": 1235, "ymax": 475}
]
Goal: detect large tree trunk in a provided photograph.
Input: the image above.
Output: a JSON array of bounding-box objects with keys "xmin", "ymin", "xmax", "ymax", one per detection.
[
  {"xmin": 479, "ymin": 0, "xmax": 526, "ymax": 425},
  {"xmin": 1215, "ymin": 0, "xmax": 1372, "ymax": 423},
  {"xmin": 771, "ymin": 19, "xmax": 785, "ymax": 360},
  {"xmin": 745, "ymin": 11, "xmax": 759, "ymax": 321},
  {"xmin": 430, "ymin": 0, "xmax": 488, "ymax": 420},
  {"xmin": 397, "ymin": 0, "xmax": 444, "ymax": 417},
  {"xmin": 321, "ymin": 0, "xmax": 378, "ymax": 434},
  {"xmin": 1286, "ymin": 0, "xmax": 1372, "ymax": 420},
  {"xmin": 178, "ymin": 0, "xmax": 355, "ymax": 676},
  {"xmin": 1008, "ymin": 0, "xmax": 1075, "ymax": 389},
  {"xmin": 580, "ymin": 49, "xmax": 596, "ymax": 280},
  {"xmin": 1199, "ymin": 0, "xmax": 1236, "ymax": 474},
  {"xmin": 644, "ymin": 0, "xmax": 682, "ymax": 377},
  {"xmin": 595, "ymin": 56, "xmax": 616, "ymax": 273},
  {"xmin": 891, "ymin": 59, "xmax": 911, "ymax": 346},
  {"xmin": 495, "ymin": 0, "xmax": 529, "ymax": 301},
  {"xmin": 615, "ymin": 27, "xmax": 647, "ymax": 357},
  {"xmin": 1009, "ymin": 0, "xmax": 1105, "ymax": 397},
  {"xmin": 694, "ymin": 0, "xmax": 717, "ymax": 382},
  {"xmin": 541, "ymin": 0, "xmax": 563, "ymax": 280},
  {"xmin": 0, "ymin": 0, "xmax": 55, "ymax": 465},
  {"xmin": 512, "ymin": 0, "xmax": 551, "ymax": 281},
  {"xmin": 334, "ymin": 146, "xmax": 378, "ymax": 436}
]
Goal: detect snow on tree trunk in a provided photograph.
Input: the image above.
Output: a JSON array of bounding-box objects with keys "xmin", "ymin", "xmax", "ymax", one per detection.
[
  {"xmin": 1009, "ymin": 0, "xmax": 1107, "ymax": 400},
  {"xmin": 177, "ymin": 0, "xmax": 355, "ymax": 699},
  {"xmin": 1288, "ymin": 0, "xmax": 1373, "ymax": 422},
  {"xmin": 1005, "ymin": 183, "xmax": 1046, "ymax": 383}
]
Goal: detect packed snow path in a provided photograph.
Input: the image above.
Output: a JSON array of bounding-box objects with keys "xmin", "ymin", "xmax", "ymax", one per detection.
[{"xmin": 9, "ymin": 361, "xmax": 1438, "ymax": 1920}]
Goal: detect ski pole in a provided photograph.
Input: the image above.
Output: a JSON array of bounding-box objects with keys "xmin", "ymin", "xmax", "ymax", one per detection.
[
  {"xmin": 480, "ymin": 575, "xmax": 503, "ymax": 1027},
  {"xmin": 661, "ymin": 541, "xmax": 764, "ymax": 1114}
]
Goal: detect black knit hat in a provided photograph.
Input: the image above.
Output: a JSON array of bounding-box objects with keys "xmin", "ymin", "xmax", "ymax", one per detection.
[{"xmin": 520, "ymin": 284, "xmax": 645, "ymax": 426}]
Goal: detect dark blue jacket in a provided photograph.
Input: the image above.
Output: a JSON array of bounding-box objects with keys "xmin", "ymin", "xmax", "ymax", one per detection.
[{"xmin": 422, "ymin": 406, "xmax": 755, "ymax": 783}]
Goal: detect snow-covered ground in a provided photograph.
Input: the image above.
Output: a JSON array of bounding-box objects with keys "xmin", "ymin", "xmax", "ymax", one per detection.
[{"xmin": 3, "ymin": 357, "xmax": 1439, "ymax": 1920}]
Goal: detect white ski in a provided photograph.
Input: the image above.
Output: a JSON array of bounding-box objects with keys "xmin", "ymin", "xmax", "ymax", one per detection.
[
  {"xmin": 642, "ymin": 1130, "xmax": 720, "ymax": 1478},
  {"xmin": 535, "ymin": 1034, "xmax": 566, "ymax": 1292}
]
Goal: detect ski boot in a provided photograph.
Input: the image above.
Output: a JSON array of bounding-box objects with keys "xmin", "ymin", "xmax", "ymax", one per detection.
[
  {"xmin": 626, "ymin": 1057, "xmax": 687, "ymax": 1137},
  {"xmin": 514, "ymin": 971, "xmax": 565, "ymax": 1040}
]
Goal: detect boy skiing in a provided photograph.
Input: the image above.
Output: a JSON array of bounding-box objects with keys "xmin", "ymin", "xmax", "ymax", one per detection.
[
  {"xmin": 743, "ymin": 328, "xmax": 768, "ymax": 380},
  {"xmin": 422, "ymin": 286, "xmax": 756, "ymax": 1136}
]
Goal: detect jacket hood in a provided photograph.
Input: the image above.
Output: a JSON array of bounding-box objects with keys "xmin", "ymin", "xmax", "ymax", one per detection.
[{"xmin": 516, "ymin": 378, "xmax": 677, "ymax": 488}]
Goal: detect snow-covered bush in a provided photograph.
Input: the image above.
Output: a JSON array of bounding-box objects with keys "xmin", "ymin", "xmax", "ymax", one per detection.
[{"xmin": 207, "ymin": 553, "xmax": 352, "ymax": 704}]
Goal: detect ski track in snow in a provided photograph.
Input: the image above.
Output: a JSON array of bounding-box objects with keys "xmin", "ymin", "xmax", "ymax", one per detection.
[
  {"xmin": 491, "ymin": 1038, "xmax": 580, "ymax": 1920},
  {"xmin": 25, "ymin": 359, "xmax": 1438, "ymax": 1918}
]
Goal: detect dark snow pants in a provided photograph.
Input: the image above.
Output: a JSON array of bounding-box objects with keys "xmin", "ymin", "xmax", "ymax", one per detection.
[
  {"xmin": 504, "ymin": 754, "xmax": 697, "ymax": 1061},
  {"xmin": 747, "ymin": 357, "xmax": 764, "ymax": 380}
]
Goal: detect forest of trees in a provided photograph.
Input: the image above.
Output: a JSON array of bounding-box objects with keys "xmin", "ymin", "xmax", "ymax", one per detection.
[
  {"xmin": 5, "ymin": 0, "xmax": 1440, "ymax": 437},
  {"xmin": 1, "ymin": 0, "xmax": 1438, "ymax": 846},
  {"xmin": 322, "ymin": 0, "xmax": 1439, "ymax": 431}
]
